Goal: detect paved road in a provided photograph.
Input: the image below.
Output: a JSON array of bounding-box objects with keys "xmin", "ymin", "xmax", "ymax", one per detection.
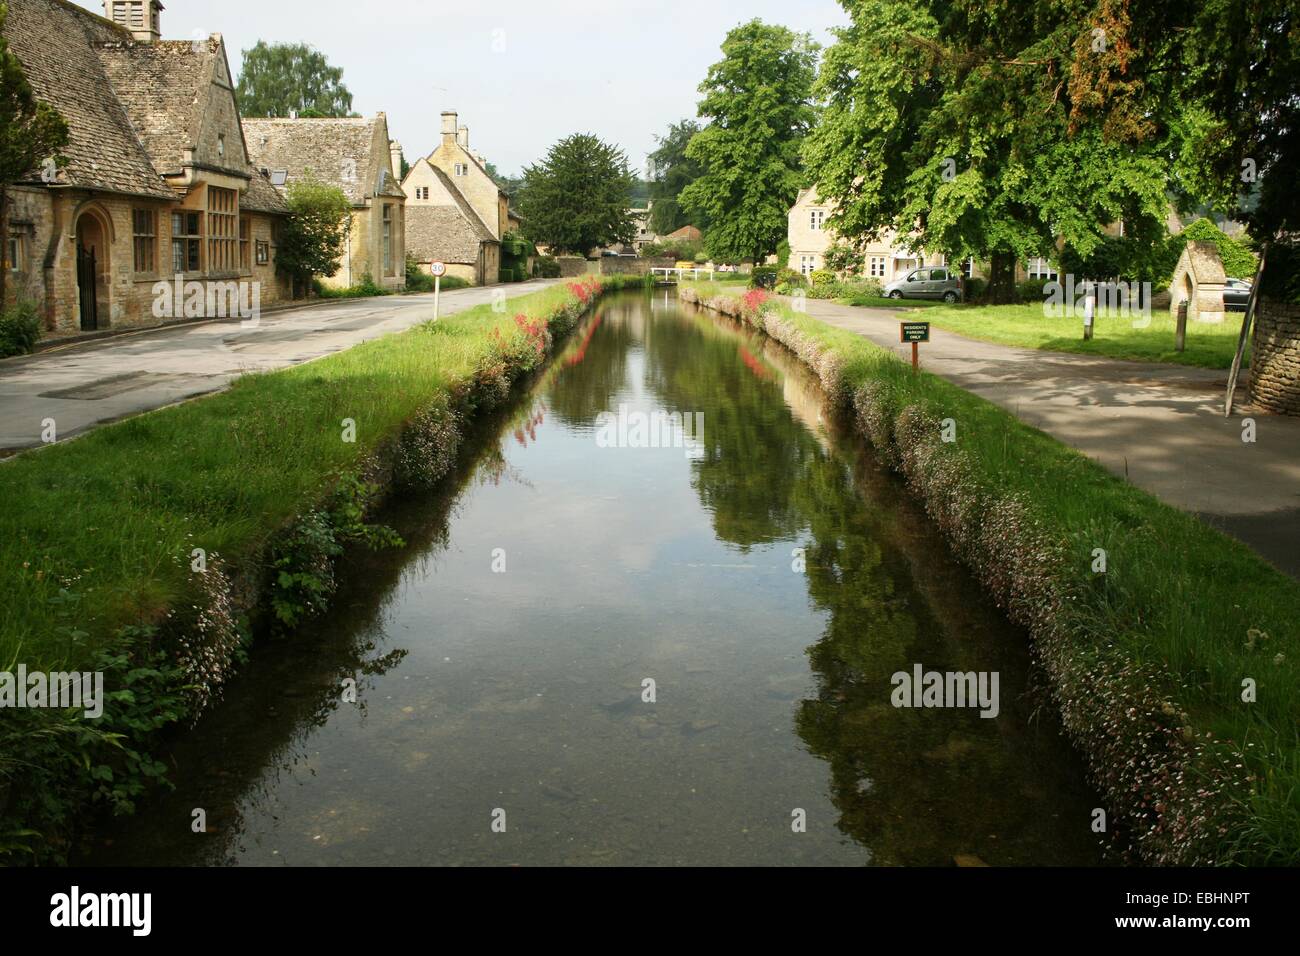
[
  {"xmin": 0, "ymin": 279, "xmax": 565, "ymax": 456},
  {"xmin": 794, "ymin": 297, "xmax": 1300, "ymax": 578}
]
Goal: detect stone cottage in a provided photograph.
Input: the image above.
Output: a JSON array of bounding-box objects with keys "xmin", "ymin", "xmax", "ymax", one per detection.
[
  {"xmin": 401, "ymin": 111, "xmax": 508, "ymax": 285},
  {"xmin": 788, "ymin": 187, "xmax": 1057, "ymax": 284},
  {"xmin": 242, "ymin": 115, "xmax": 407, "ymax": 292},
  {"xmin": 1, "ymin": 0, "xmax": 291, "ymax": 338}
]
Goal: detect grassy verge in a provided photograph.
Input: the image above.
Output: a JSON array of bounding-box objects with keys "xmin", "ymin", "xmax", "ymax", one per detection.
[
  {"xmin": 0, "ymin": 275, "xmax": 632, "ymax": 861},
  {"xmin": 876, "ymin": 300, "xmax": 1244, "ymax": 369},
  {"xmin": 682, "ymin": 279, "xmax": 1299, "ymax": 865}
]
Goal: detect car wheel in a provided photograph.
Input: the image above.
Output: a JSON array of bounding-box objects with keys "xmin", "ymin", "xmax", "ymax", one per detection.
[
  {"xmin": 888, "ymin": 290, "xmax": 903, "ymax": 299},
  {"xmin": 943, "ymin": 291, "xmax": 958, "ymax": 303}
]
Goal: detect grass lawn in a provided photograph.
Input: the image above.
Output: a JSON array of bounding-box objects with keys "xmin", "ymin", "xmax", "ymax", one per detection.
[
  {"xmin": 682, "ymin": 279, "xmax": 1299, "ymax": 864},
  {"xmin": 905, "ymin": 301, "xmax": 1247, "ymax": 369}
]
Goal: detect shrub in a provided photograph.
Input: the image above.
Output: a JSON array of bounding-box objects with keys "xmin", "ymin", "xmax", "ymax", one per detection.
[
  {"xmin": 405, "ymin": 254, "xmax": 434, "ymax": 292},
  {"xmin": 750, "ymin": 266, "xmax": 778, "ymax": 289},
  {"xmin": 536, "ymin": 255, "xmax": 561, "ymax": 278},
  {"xmin": 775, "ymin": 239, "xmax": 791, "ymax": 270},
  {"xmin": 313, "ymin": 272, "xmax": 390, "ymax": 299},
  {"xmin": 777, "ymin": 268, "xmax": 807, "ymax": 289},
  {"xmin": 963, "ymin": 276, "xmax": 987, "ymax": 302},
  {"xmin": 1016, "ymin": 279, "xmax": 1050, "ymax": 303},
  {"xmin": 0, "ymin": 300, "xmax": 41, "ymax": 356},
  {"xmin": 1168, "ymin": 218, "xmax": 1258, "ymax": 281},
  {"xmin": 809, "ymin": 269, "xmax": 837, "ymax": 288}
]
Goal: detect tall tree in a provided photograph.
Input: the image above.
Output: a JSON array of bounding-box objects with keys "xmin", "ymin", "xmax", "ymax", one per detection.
[
  {"xmin": 235, "ymin": 42, "xmax": 354, "ymax": 118},
  {"xmin": 805, "ymin": 1, "xmax": 1177, "ymax": 302},
  {"xmin": 647, "ymin": 119, "xmax": 705, "ymax": 235},
  {"xmin": 515, "ymin": 134, "xmax": 636, "ymax": 254},
  {"xmin": 679, "ymin": 21, "xmax": 818, "ymax": 263},
  {"xmin": 0, "ymin": 2, "xmax": 67, "ymax": 307},
  {"xmin": 276, "ymin": 174, "xmax": 352, "ymax": 296}
]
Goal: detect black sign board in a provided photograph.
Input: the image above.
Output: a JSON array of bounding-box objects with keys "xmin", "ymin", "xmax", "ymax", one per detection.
[{"xmin": 900, "ymin": 321, "xmax": 930, "ymax": 343}]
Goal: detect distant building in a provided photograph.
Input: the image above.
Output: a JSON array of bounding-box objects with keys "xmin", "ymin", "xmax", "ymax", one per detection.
[
  {"xmin": 1, "ymin": 0, "xmax": 290, "ymax": 337},
  {"xmin": 400, "ymin": 111, "xmax": 507, "ymax": 285},
  {"xmin": 630, "ymin": 207, "xmax": 657, "ymax": 252},
  {"xmin": 243, "ymin": 115, "xmax": 408, "ymax": 291}
]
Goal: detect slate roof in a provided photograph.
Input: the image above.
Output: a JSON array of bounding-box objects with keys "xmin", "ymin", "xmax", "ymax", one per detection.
[
  {"xmin": 406, "ymin": 167, "xmax": 498, "ymax": 264},
  {"xmin": 2, "ymin": 0, "xmax": 174, "ymax": 199},
  {"xmin": 1, "ymin": 0, "xmax": 287, "ymax": 214},
  {"xmin": 242, "ymin": 117, "xmax": 407, "ymax": 206}
]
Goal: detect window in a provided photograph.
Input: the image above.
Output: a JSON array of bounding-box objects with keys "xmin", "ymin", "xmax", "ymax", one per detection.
[
  {"xmin": 171, "ymin": 210, "xmax": 202, "ymax": 273},
  {"xmin": 217, "ymin": 134, "xmax": 225, "ymax": 160},
  {"xmin": 960, "ymin": 257, "xmax": 974, "ymax": 278},
  {"xmin": 415, "ymin": 186, "xmax": 430, "ymax": 200},
  {"xmin": 132, "ymin": 209, "xmax": 155, "ymax": 273},
  {"xmin": 1026, "ymin": 257, "xmax": 1057, "ymax": 281},
  {"xmin": 382, "ymin": 204, "xmax": 394, "ymax": 276},
  {"xmin": 931, "ymin": 268, "xmax": 948, "ymax": 281},
  {"xmin": 800, "ymin": 255, "xmax": 817, "ymax": 277},
  {"xmin": 868, "ymin": 256, "xmax": 886, "ymax": 278},
  {"xmin": 240, "ymin": 216, "xmax": 251, "ymax": 271},
  {"xmin": 270, "ymin": 169, "xmax": 288, "ymax": 187},
  {"xmin": 256, "ymin": 240, "xmax": 270, "ymax": 265},
  {"xmin": 207, "ymin": 186, "xmax": 239, "ymax": 273},
  {"xmin": 6, "ymin": 232, "xmax": 22, "ymax": 273},
  {"xmin": 907, "ymin": 270, "xmax": 926, "ymax": 282},
  {"xmin": 454, "ymin": 163, "xmax": 468, "ymax": 176},
  {"xmin": 809, "ymin": 209, "xmax": 825, "ymax": 231}
]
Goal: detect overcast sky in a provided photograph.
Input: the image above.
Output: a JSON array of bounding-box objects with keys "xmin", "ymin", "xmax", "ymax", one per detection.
[{"xmin": 74, "ymin": 0, "xmax": 849, "ymax": 175}]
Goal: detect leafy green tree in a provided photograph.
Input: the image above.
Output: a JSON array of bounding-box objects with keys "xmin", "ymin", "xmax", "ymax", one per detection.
[
  {"xmin": 276, "ymin": 173, "xmax": 352, "ymax": 294},
  {"xmin": 236, "ymin": 42, "xmax": 354, "ymax": 118},
  {"xmin": 515, "ymin": 133, "xmax": 636, "ymax": 254},
  {"xmin": 805, "ymin": 0, "xmax": 1176, "ymax": 303},
  {"xmin": 0, "ymin": 2, "xmax": 67, "ymax": 305},
  {"xmin": 679, "ymin": 21, "xmax": 819, "ymax": 264},
  {"xmin": 647, "ymin": 120, "xmax": 705, "ymax": 236}
]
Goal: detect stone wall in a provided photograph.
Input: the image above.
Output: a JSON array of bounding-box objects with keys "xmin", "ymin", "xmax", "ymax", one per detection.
[
  {"xmin": 1250, "ymin": 298, "xmax": 1300, "ymax": 415},
  {"xmin": 557, "ymin": 257, "xmax": 594, "ymax": 278},
  {"xmin": 598, "ymin": 256, "xmax": 675, "ymax": 276}
]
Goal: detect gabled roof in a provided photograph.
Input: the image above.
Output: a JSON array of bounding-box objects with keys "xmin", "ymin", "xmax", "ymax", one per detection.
[
  {"xmin": 1, "ymin": 0, "xmax": 174, "ymax": 199},
  {"xmin": 1, "ymin": 0, "xmax": 287, "ymax": 214},
  {"xmin": 242, "ymin": 116, "xmax": 407, "ymax": 206},
  {"xmin": 405, "ymin": 166, "xmax": 498, "ymax": 264}
]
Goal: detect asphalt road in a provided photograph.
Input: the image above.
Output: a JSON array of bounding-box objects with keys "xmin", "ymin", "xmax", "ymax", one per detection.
[{"xmin": 0, "ymin": 279, "xmax": 565, "ymax": 455}]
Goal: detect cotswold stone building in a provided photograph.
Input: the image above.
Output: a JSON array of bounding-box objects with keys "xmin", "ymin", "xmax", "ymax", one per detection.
[
  {"xmin": 401, "ymin": 111, "xmax": 507, "ymax": 285},
  {"xmin": 1, "ymin": 0, "xmax": 290, "ymax": 338},
  {"xmin": 243, "ymin": 115, "xmax": 407, "ymax": 292}
]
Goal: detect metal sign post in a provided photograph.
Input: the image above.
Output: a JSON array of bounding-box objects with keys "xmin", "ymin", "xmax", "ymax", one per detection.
[
  {"xmin": 900, "ymin": 321, "xmax": 930, "ymax": 373},
  {"xmin": 431, "ymin": 261, "xmax": 446, "ymax": 322}
]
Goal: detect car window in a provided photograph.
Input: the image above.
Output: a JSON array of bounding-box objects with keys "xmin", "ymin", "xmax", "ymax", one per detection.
[
  {"xmin": 932, "ymin": 269, "xmax": 947, "ymax": 281},
  {"xmin": 908, "ymin": 270, "xmax": 925, "ymax": 282}
]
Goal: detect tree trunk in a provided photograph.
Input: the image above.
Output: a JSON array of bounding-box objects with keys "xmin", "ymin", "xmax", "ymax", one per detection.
[
  {"xmin": 0, "ymin": 187, "xmax": 9, "ymax": 309},
  {"xmin": 987, "ymin": 251, "xmax": 1016, "ymax": 304}
]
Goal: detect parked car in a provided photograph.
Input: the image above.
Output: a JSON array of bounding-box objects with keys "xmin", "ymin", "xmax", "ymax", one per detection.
[
  {"xmin": 1223, "ymin": 277, "xmax": 1253, "ymax": 312},
  {"xmin": 883, "ymin": 266, "xmax": 963, "ymax": 303}
]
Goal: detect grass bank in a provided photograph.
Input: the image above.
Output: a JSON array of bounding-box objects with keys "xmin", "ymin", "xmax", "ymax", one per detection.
[
  {"xmin": 681, "ymin": 279, "xmax": 1299, "ymax": 866},
  {"xmin": 894, "ymin": 301, "xmax": 1244, "ymax": 369},
  {"xmin": 0, "ymin": 275, "xmax": 634, "ymax": 861}
]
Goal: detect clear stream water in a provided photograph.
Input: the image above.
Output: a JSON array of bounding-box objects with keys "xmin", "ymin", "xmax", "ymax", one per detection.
[{"xmin": 90, "ymin": 291, "xmax": 1103, "ymax": 866}]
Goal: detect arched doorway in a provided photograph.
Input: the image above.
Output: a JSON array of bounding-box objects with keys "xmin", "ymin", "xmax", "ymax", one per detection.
[{"xmin": 75, "ymin": 211, "xmax": 109, "ymax": 331}]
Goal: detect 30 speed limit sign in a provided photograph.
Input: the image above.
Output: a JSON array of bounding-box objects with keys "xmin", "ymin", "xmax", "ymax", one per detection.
[{"xmin": 430, "ymin": 261, "xmax": 447, "ymax": 277}]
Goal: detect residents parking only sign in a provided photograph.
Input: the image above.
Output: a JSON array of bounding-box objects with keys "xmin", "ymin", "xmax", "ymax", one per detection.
[{"xmin": 900, "ymin": 321, "xmax": 930, "ymax": 372}]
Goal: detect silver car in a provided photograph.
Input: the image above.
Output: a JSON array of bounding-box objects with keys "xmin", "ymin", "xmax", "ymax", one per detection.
[{"xmin": 883, "ymin": 267, "xmax": 963, "ymax": 303}]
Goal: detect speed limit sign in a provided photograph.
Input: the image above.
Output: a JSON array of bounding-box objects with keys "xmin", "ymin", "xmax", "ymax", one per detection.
[{"xmin": 430, "ymin": 261, "xmax": 447, "ymax": 277}]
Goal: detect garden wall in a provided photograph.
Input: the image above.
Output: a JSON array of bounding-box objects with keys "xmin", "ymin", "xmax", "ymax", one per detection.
[{"xmin": 1250, "ymin": 298, "xmax": 1300, "ymax": 415}]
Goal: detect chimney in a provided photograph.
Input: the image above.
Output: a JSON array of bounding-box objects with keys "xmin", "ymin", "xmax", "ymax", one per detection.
[
  {"xmin": 390, "ymin": 140, "xmax": 404, "ymax": 180},
  {"xmin": 457, "ymin": 126, "xmax": 469, "ymax": 149},
  {"xmin": 441, "ymin": 111, "xmax": 458, "ymax": 149},
  {"xmin": 105, "ymin": 1, "xmax": 164, "ymax": 43}
]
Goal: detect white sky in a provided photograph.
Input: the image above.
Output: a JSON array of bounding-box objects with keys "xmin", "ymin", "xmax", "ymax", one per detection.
[{"xmin": 73, "ymin": 0, "xmax": 849, "ymax": 175}]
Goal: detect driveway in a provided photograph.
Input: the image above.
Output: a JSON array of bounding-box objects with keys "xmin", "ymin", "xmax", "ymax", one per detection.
[
  {"xmin": 793, "ymin": 297, "xmax": 1300, "ymax": 578},
  {"xmin": 0, "ymin": 279, "xmax": 565, "ymax": 456}
]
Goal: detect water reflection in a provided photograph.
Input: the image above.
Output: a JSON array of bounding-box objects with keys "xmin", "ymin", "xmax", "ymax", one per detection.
[{"xmin": 87, "ymin": 292, "xmax": 1102, "ymax": 866}]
